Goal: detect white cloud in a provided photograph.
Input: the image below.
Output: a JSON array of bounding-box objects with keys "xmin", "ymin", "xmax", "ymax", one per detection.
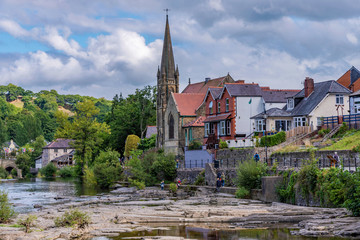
[{"xmin": 347, "ymin": 33, "xmax": 358, "ymax": 45}]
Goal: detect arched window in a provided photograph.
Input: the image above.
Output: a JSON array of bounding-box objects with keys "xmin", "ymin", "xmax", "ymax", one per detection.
[{"xmin": 169, "ymin": 114, "xmax": 174, "ymax": 139}]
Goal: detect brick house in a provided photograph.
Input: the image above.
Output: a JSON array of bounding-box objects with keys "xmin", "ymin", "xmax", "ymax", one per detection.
[{"xmin": 337, "ymin": 66, "xmax": 360, "ymax": 92}]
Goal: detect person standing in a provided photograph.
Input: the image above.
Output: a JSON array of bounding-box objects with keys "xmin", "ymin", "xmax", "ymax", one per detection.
[
  {"xmin": 160, "ymin": 180, "xmax": 165, "ymax": 190},
  {"xmin": 333, "ymin": 152, "xmax": 340, "ymax": 168},
  {"xmin": 221, "ymin": 172, "xmax": 225, "ymax": 187},
  {"xmin": 254, "ymin": 152, "xmax": 260, "ymax": 162},
  {"xmin": 216, "ymin": 178, "xmax": 222, "ymax": 192}
]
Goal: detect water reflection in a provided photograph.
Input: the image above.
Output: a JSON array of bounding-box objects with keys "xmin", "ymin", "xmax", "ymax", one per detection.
[
  {"xmin": 103, "ymin": 226, "xmax": 347, "ymax": 240},
  {"xmin": 0, "ymin": 178, "xmax": 107, "ymax": 213}
]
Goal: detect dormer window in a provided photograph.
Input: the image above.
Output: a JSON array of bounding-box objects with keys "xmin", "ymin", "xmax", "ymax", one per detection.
[
  {"xmin": 287, "ymin": 98, "xmax": 294, "ymax": 110},
  {"xmin": 336, "ymin": 95, "xmax": 344, "ymax": 105},
  {"xmin": 209, "ymin": 101, "xmax": 213, "ymax": 114}
]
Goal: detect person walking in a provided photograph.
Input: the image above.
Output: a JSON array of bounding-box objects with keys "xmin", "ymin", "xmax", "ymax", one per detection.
[
  {"xmin": 216, "ymin": 178, "xmax": 222, "ymax": 192},
  {"xmin": 221, "ymin": 172, "xmax": 225, "ymax": 187}
]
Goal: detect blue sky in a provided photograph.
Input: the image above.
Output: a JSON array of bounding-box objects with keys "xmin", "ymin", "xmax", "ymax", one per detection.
[{"xmin": 0, "ymin": 0, "xmax": 359, "ymax": 98}]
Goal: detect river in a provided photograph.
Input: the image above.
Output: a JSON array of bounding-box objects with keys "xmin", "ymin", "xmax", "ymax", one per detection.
[{"xmin": 0, "ymin": 177, "xmax": 106, "ymax": 213}]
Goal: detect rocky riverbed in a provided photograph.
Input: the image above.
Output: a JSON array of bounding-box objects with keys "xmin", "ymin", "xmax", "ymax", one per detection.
[{"xmin": 0, "ymin": 185, "xmax": 359, "ymax": 240}]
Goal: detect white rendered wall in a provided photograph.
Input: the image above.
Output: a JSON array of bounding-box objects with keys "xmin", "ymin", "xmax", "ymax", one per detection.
[{"xmin": 235, "ymin": 96, "xmax": 263, "ymax": 136}]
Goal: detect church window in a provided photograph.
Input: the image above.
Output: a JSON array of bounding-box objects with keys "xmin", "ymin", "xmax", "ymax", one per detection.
[{"xmin": 169, "ymin": 114, "xmax": 174, "ymax": 139}]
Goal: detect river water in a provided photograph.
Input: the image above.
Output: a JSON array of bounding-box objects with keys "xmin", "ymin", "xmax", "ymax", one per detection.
[
  {"xmin": 0, "ymin": 177, "xmax": 104, "ymax": 213},
  {"xmin": 0, "ymin": 178, "xmax": 353, "ymax": 240}
]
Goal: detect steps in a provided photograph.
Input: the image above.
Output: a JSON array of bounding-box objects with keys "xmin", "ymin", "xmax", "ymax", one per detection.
[{"xmin": 321, "ymin": 124, "xmax": 342, "ymax": 143}]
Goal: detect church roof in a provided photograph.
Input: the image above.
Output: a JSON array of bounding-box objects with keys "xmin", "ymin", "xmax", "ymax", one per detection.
[
  {"xmin": 172, "ymin": 93, "xmax": 205, "ymax": 116},
  {"xmin": 182, "ymin": 75, "xmax": 234, "ymax": 94},
  {"xmin": 183, "ymin": 116, "xmax": 206, "ymax": 127}
]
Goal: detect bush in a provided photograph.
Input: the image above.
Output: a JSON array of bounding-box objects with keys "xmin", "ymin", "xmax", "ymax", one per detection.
[
  {"xmin": 188, "ymin": 140, "xmax": 202, "ymax": 150},
  {"xmin": 333, "ymin": 122, "xmax": 348, "ymax": 138},
  {"xmin": 169, "ymin": 183, "xmax": 177, "ymax": 193},
  {"xmin": 129, "ymin": 178, "xmax": 145, "ymax": 190},
  {"xmin": 0, "ymin": 190, "xmax": 15, "ymax": 223},
  {"xmin": 124, "ymin": 135, "xmax": 140, "ymax": 157},
  {"xmin": 83, "ymin": 165, "xmax": 96, "ymax": 187},
  {"xmin": 40, "ymin": 163, "xmax": 57, "ymax": 178},
  {"xmin": 138, "ymin": 134, "xmax": 156, "ymax": 151},
  {"xmin": 94, "ymin": 163, "xmax": 120, "ymax": 189},
  {"xmin": 17, "ymin": 214, "xmax": 37, "ymax": 233},
  {"xmin": 194, "ymin": 170, "xmax": 205, "ymax": 186},
  {"xmin": 236, "ymin": 160, "xmax": 267, "ymax": 191},
  {"xmin": 235, "ymin": 187, "xmax": 250, "ymax": 199},
  {"xmin": 10, "ymin": 168, "xmax": 17, "ymax": 177},
  {"xmin": 0, "ymin": 167, "xmax": 8, "ymax": 179},
  {"xmin": 297, "ymin": 160, "xmax": 319, "ymax": 204},
  {"xmin": 219, "ymin": 140, "xmax": 228, "ymax": 149},
  {"xmin": 259, "ymin": 131, "xmax": 286, "ymax": 147},
  {"xmin": 58, "ymin": 166, "xmax": 76, "ymax": 178},
  {"xmin": 318, "ymin": 128, "xmax": 330, "ymax": 137},
  {"xmin": 54, "ymin": 208, "xmax": 90, "ymax": 229},
  {"xmin": 276, "ymin": 170, "xmax": 298, "ymax": 204}
]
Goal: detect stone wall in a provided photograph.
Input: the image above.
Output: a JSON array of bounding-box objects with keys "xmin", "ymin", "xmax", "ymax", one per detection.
[
  {"xmin": 216, "ymin": 148, "xmax": 255, "ymax": 168},
  {"xmin": 177, "ymin": 168, "xmax": 204, "ymax": 185},
  {"xmin": 271, "ymin": 150, "xmax": 360, "ymax": 170}
]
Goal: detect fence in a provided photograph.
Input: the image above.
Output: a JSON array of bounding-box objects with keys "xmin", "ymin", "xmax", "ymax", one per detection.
[
  {"xmin": 286, "ymin": 126, "xmax": 312, "ymax": 138},
  {"xmin": 323, "ymin": 113, "xmax": 360, "ymax": 129},
  {"xmin": 270, "ymin": 153, "xmax": 359, "ymax": 172}
]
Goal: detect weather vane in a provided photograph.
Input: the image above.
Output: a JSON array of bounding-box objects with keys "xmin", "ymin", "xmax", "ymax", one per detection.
[{"xmin": 164, "ymin": 8, "xmax": 170, "ymax": 16}]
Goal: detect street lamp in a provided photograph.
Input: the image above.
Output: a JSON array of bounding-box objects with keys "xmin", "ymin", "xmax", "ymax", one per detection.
[{"xmin": 263, "ymin": 113, "xmax": 268, "ymax": 163}]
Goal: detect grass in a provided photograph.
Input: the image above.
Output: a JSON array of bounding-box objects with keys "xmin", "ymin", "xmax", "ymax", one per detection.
[{"xmin": 323, "ymin": 129, "xmax": 360, "ymax": 151}]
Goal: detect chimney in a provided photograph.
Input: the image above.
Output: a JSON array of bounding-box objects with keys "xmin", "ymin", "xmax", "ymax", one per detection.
[
  {"xmin": 205, "ymin": 77, "xmax": 211, "ymax": 83},
  {"xmin": 304, "ymin": 77, "xmax": 314, "ymax": 97}
]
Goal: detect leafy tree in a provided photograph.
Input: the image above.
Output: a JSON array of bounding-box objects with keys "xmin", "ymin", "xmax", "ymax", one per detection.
[
  {"xmin": 124, "ymin": 135, "xmax": 140, "ymax": 157},
  {"xmin": 15, "ymin": 153, "xmax": 31, "ymax": 177},
  {"xmin": 40, "ymin": 163, "xmax": 57, "ymax": 177}
]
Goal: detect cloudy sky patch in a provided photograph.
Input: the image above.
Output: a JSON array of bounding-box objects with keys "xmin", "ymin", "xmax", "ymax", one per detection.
[{"xmin": 0, "ymin": 0, "xmax": 359, "ymax": 98}]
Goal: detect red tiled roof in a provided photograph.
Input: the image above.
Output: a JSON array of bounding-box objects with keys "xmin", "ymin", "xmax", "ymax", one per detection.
[
  {"xmin": 183, "ymin": 116, "xmax": 206, "ymax": 127},
  {"xmin": 43, "ymin": 139, "xmax": 74, "ymax": 149},
  {"xmin": 182, "ymin": 76, "xmax": 227, "ymax": 94},
  {"xmin": 203, "ymin": 113, "xmax": 231, "ymax": 123},
  {"xmin": 173, "ymin": 93, "xmax": 205, "ymax": 116}
]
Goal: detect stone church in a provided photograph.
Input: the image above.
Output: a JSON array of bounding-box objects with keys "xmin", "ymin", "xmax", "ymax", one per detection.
[{"xmin": 156, "ymin": 14, "xmax": 234, "ymax": 155}]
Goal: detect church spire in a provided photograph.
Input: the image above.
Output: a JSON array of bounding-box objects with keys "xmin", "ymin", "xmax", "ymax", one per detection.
[{"xmin": 160, "ymin": 14, "xmax": 175, "ymax": 78}]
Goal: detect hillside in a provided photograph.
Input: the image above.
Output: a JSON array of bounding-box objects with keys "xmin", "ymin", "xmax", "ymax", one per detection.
[{"xmin": 322, "ymin": 129, "xmax": 360, "ymax": 151}]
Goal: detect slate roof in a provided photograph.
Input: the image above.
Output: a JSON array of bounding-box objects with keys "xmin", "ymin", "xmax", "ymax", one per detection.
[
  {"xmin": 349, "ymin": 66, "xmax": 360, "ymax": 86},
  {"xmin": 251, "ymin": 108, "xmax": 291, "ymax": 119},
  {"xmin": 222, "ymin": 83, "xmax": 263, "ymax": 97},
  {"xmin": 290, "ymin": 80, "xmax": 351, "ymax": 116},
  {"xmin": 208, "ymin": 87, "xmax": 223, "ymax": 99},
  {"xmin": 145, "ymin": 126, "xmax": 157, "ymax": 138},
  {"xmin": 43, "ymin": 139, "xmax": 74, "ymax": 149},
  {"xmin": 183, "ymin": 116, "xmax": 206, "ymax": 127},
  {"xmin": 182, "ymin": 75, "xmax": 233, "ymax": 94},
  {"xmin": 172, "ymin": 93, "xmax": 205, "ymax": 116},
  {"xmin": 261, "ymin": 89, "xmax": 300, "ymax": 103},
  {"xmin": 204, "ymin": 113, "xmax": 231, "ymax": 123}
]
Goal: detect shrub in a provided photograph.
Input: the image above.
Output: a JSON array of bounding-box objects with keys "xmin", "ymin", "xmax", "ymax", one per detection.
[
  {"xmin": 219, "ymin": 140, "xmax": 228, "ymax": 149},
  {"xmin": 58, "ymin": 166, "xmax": 76, "ymax": 178},
  {"xmin": 235, "ymin": 187, "xmax": 250, "ymax": 199},
  {"xmin": 276, "ymin": 170, "xmax": 298, "ymax": 204},
  {"xmin": 333, "ymin": 122, "xmax": 348, "ymax": 138},
  {"xmin": 54, "ymin": 208, "xmax": 90, "ymax": 229},
  {"xmin": 236, "ymin": 160, "xmax": 267, "ymax": 191},
  {"xmin": 297, "ymin": 160, "xmax": 319, "ymax": 204},
  {"xmin": 169, "ymin": 183, "xmax": 177, "ymax": 193},
  {"xmin": 259, "ymin": 131, "xmax": 286, "ymax": 147},
  {"xmin": 40, "ymin": 163, "xmax": 57, "ymax": 178},
  {"xmin": 194, "ymin": 170, "xmax": 205, "ymax": 186},
  {"xmin": 17, "ymin": 214, "xmax": 37, "ymax": 233},
  {"xmin": 83, "ymin": 165, "xmax": 96, "ymax": 187},
  {"xmin": 128, "ymin": 178, "xmax": 145, "ymax": 190},
  {"xmin": 0, "ymin": 167, "xmax": 8, "ymax": 179},
  {"xmin": 318, "ymin": 128, "xmax": 330, "ymax": 137},
  {"xmin": 0, "ymin": 190, "xmax": 15, "ymax": 223},
  {"xmin": 124, "ymin": 135, "xmax": 140, "ymax": 157},
  {"xmin": 94, "ymin": 163, "xmax": 120, "ymax": 189},
  {"xmin": 10, "ymin": 168, "xmax": 17, "ymax": 177},
  {"xmin": 188, "ymin": 140, "xmax": 202, "ymax": 150},
  {"xmin": 138, "ymin": 134, "xmax": 156, "ymax": 151}
]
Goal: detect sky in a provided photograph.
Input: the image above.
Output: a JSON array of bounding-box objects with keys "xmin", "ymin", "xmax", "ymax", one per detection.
[{"xmin": 0, "ymin": 0, "xmax": 359, "ymax": 99}]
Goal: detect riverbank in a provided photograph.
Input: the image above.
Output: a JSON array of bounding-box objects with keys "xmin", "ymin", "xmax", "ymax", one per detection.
[{"xmin": 0, "ymin": 185, "xmax": 359, "ymax": 240}]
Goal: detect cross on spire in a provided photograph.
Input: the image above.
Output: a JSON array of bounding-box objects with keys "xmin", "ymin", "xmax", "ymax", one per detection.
[{"xmin": 164, "ymin": 8, "xmax": 170, "ymax": 16}]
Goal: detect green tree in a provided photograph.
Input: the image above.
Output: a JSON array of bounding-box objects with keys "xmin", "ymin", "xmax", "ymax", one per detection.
[{"xmin": 15, "ymin": 153, "xmax": 31, "ymax": 177}]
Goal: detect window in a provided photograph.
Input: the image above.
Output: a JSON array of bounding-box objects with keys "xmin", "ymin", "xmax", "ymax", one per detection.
[
  {"xmin": 294, "ymin": 117, "xmax": 306, "ymax": 127},
  {"xmin": 220, "ymin": 121, "xmax": 226, "ymax": 135},
  {"xmin": 275, "ymin": 120, "xmax": 291, "ymax": 131},
  {"xmin": 54, "ymin": 149, "xmax": 58, "ymax": 153},
  {"xmin": 255, "ymin": 119, "xmax": 264, "ymax": 131},
  {"xmin": 64, "ymin": 149, "xmax": 67, "ymax": 153},
  {"xmin": 336, "ymin": 95, "xmax": 344, "ymax": 105},
  {"xmin": 226, "ymin": 98, "xmax": 229, "ymax": 112},
  {"xmin": 209, "ymin": 101, "xmax": 213, "ymax": 114},
  {"xmin": 169, "ymin": 114, "xmax": 174, "ymax": 139},
  {"xmin": 217, "ymin": 102, "xmax": 221, "ymax": 113},
  {"xmin": 287, "ymin": 98, "xmax": 294, "ymax": 110},
  {"xmin": 205, "ymin": 123, "xmax": 210, "ymax": 137},
  {"xmin": 226, "ymin": 120, "xmax": 231, "ymax": 135},
  {"xmin": 210, "ymin": 123, "xmax": 215, "ymax": 134}
]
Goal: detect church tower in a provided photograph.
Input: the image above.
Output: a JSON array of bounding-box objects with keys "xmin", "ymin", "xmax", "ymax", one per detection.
[{"xmin": 157, "ymin": 13, "xmax": 179, "ymax": 148}]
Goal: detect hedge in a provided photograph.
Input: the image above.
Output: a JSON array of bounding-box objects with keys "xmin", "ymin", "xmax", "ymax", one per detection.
[{"xmin": 259, "ymin": 131, "xmax": 286, "ymax": 147}]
